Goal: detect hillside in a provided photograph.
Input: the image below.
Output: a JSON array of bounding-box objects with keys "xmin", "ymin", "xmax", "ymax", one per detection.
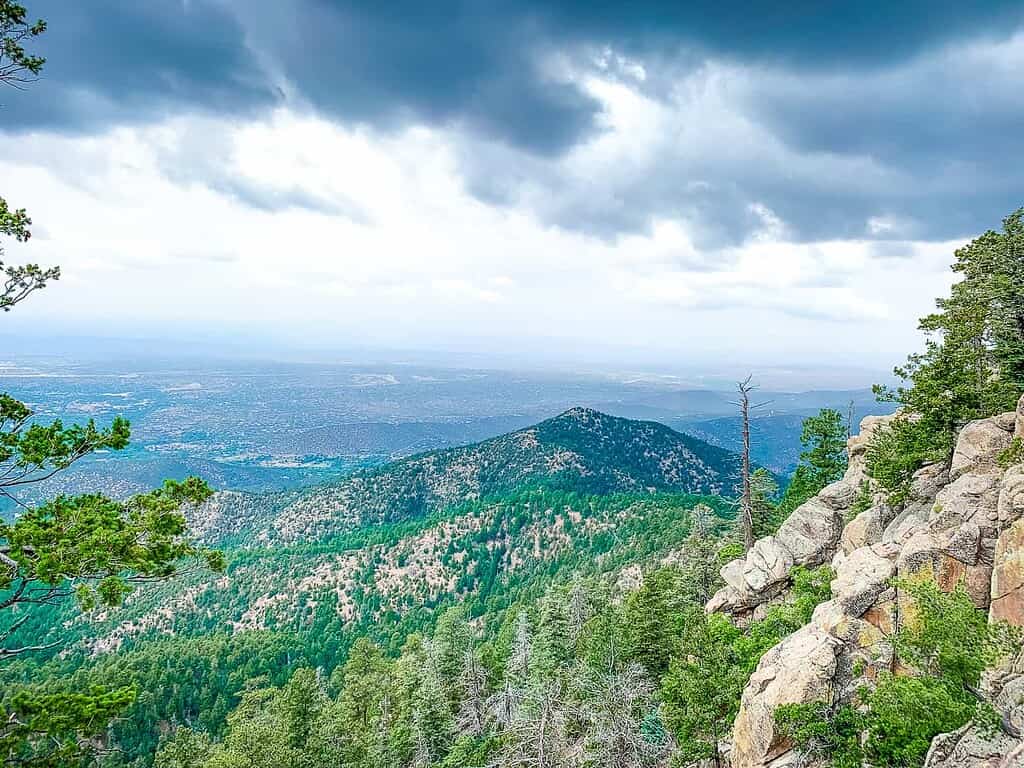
[
  {"xmin": 1, "ymin": 489, "xmax": 734, "ymax": 765},
  {"xmin": 193, "ymin": 407, "xmax": 743, "ymax": 545},
  {"xmin": 5, "ymin": 408, "xmax": 743, "ymax": 670},
  {"xmin": 0, "ymin": 408, "xmax": 746, "ymax": 766}
]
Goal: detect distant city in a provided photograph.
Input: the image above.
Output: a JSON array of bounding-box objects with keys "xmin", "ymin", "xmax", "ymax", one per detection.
[{"xmin": 0, "ymin": 352, "xmax": 896, "ymax": 509}]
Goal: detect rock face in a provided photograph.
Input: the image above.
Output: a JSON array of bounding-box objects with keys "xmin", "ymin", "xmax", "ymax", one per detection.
[
  {"xmin": 706, "ymin": 415, "xmax": 895, "ymax": 620},
  {"xmin": 991, "ymin": 517, "xmax": 1024, "ymax": 625},
  {"xmin": 731, "ymin": 626, "xmax": 843, "ymax": 768},
  {"xmin": 710, "ymin": 396, "xmax": 1024, "ymax": 768}
]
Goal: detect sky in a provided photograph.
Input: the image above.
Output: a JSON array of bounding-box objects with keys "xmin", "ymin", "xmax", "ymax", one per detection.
[{"xmin": 1, "ymin": 1, "xmax": 1023, "ymax": 374}]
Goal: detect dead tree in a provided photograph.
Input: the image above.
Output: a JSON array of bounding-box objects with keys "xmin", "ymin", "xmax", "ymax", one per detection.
[{"xmin": 734, "ymin": 376, "xmax": 770, "ymax": 552}]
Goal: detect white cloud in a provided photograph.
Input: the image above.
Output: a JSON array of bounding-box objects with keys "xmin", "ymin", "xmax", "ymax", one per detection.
[{"xmin": 0, "ymin": 93, "xmax": 959, "ymax": 370}]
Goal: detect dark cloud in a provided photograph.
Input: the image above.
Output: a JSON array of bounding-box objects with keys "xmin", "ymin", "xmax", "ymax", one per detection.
[
  {"xmin": 7, "ymin": 2, "xmax": 1021, "ymax": 146},
  {"xmin": 0, "ymin": 1, "xmax": 279, "ymax": 131},
  {"xmin": 1, "ymin": 1, "xmax": 1022, "ymax": 243}
]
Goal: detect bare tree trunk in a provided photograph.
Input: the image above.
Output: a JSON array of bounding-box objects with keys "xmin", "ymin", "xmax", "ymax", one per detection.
[{"xmin": 737, "ymin": 377, "xmax": 755, "ymax": 552}]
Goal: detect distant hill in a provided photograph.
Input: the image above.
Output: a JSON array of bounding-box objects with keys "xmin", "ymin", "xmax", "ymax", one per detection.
[
  {"xmin": 677, "ymin": 399, "xmax": 899, "ymax": 476},
  {"xmin": 193, "ymin": 407, "xmax": 742, "ymax": 545}
]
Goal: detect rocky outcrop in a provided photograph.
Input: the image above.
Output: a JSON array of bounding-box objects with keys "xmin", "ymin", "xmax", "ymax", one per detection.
[
  {"xmin": 832, "ymin": 543, "xmax": 898, "ymax": 616},
  {"xmin": 991, "ymin": 517, "xmax": 1024, "ymax": 625},
  {"xmin": 710, "ymin": 395, "xmax": 1024, "ymax": 768},
  {"xmin": 707, "ymin": 414, "xmax": 896, "ymax": 620},
  {"xmin": 731, "ymin": 625, "xmax": 843, "ymax": 768},
  {"xmin": 950, "ymin": 417, "xmax": 1014, "ymax": 480}
]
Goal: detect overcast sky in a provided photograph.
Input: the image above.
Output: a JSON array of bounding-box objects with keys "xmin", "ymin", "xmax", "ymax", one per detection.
[{"xmin": 1, "ymin": 2, "xmax": 1022, "ymax": 373}]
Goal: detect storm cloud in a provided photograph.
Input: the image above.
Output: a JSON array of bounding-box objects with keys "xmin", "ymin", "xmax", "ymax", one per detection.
[{"xmin": 4, "ymin": 2, "xmax": 1022, "ymax": 243}]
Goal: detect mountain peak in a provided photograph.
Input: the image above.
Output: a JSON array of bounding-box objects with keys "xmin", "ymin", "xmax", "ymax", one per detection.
[
  {"xmin": 233, "ymin": 409, "xmax": 743, "ymax": 544},
  {"xmin": 550, "ymin": 406, "xmax": 609, "ymax": 423}
]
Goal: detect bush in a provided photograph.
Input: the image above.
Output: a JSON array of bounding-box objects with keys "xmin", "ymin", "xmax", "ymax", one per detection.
[
  {"xmin": 863, "ymin": 674, "xmax": 975, "ymax": 767},
  {"xmin": 998, "ymin": 436, "xmax": 1024, "ymax": 468},
  {"xmin": 865, "ymin": 417, "xmax": 940, "ymax": 506},
  {"xmin": 774, "ymin": 701, "xmax": 864, "ymax": 768}
]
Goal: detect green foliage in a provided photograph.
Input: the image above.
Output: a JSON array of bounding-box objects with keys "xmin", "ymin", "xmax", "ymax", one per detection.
[
  {"xmin": 895, "ymin": 577, "xmax": 1017, "ymax": 692},
  {"xmin": 1, "ymin": 4, "xmax": 58, "ymax": 312},
  {"xmin": 0, "ymin": 1, "xmax": 46, "ymax": 83},
  {"xmin": 661, "ymin": 609, "xmax": 746, "ymax": 764},
  {"xmin": 863, "ymin": 674, "xmax": 976, "ymax": 767},
  {"xmin": 778, "ymin": 409, "xmax": 849, "ymax": 516},
  {"xmin": 849, "ymin": 480, "xmax": 873, "ymax": 519},
  {"xmin": 874, "ymin": 208, "xmax": 1024, "ymax": 481},
  {"xmin": 662, "ymin": 565, "xmax": 834, "ymax": 764},
  {"xmin": 865, "ymin": 416, "xmax": 937, "ymax": 505},
  {"xmin": 998, "ymin": 436, "xmax": 1024, "ymax": 468},
  {"xmin": 732, "ymin": 565, "xmax": 833, "ymax": 673},
  {"xmin": 621, "ymin": 567, "xmax": 687, "ymax": 678},
  {"xmin": 155, "ymin": 728, "xmax": 215, "ymax": 768},
  {"xmin": 0, "ymin": 388, "xmax": 222, "ymax": 767},
  {"xmin": 750, "ymin": 468, "xmax": 781, "ymax": 539},
  {"xmin": 0, "ymin": 685, "xmax": 135, "ymax": 767},
  {"xmin": 800, "ymin": 409, "xmax": 849, "ymax": 487},
  {"xmin": 2, "ymin": 478, "xmax": 219, "ymax": 612},
  {"xmin": 775, "ymin": 701, "xmax": 865, "ymax": 768},
  {"xmin": 778, "ymin": 578, "xmax": 1018, "ymax": 768}
]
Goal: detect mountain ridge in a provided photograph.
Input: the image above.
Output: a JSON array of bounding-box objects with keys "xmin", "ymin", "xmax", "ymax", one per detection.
[{"xmin": 192, "ymin": 406, "xmax": 745, "ymax": 545}]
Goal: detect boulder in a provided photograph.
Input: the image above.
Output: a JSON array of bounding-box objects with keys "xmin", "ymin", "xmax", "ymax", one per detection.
[
  {"xmin": 841, "ymin": 504, "xmax": 898, "ymax": 554},
  {"xmin": 898, "ymin": 529, "xmax": 943, "ymax": 575},
  {"xmin": 708, "ymin": 494, "xmax": 845, "ymax": 616},
  {"xmin": 731, "ymin": 625, "xmax": 843, "ymax": 768},
  {"xmin": 883, "ymin": 507, "xmax": 929, "ymax": 547},
  {"xmin": 907, "ymin": 463, "xmax": 952, "ymax": 511},
  {"xmin": 1017, "ymin": 393, "xmax": 1024, "ymax": 439},
  {"xmin": 998, "ymin": 464, "xmax": 1024, "ymax": 530},
  {"xmin": 896, "ymin": 527, "xmax": 991, "ymax": 608},
  {"xmin": 775, "ymin": 497, "xmax": 844, "ymax": 566},
  {"xmin": 936, "ymin": 522, "xmax": 982, "ymax": 565},
  {"xmin": 706, "ymin": 584, "xmax": 743, "ymax": 615},
  {"xmin": 817, "ymin": 479, "xmax": 858, "ymax": 512},
  {"xmin": 932, "ymin": 471, "xmax": 1002, "ymax": 538},
  {"xmin": 721, "ymin": 558, "xmax": 750, "ymax": 594},
  {"xmin": 743, "ymin": 538, "xmax": 796, "ymax": 594},
  {"xmin": 831, "ymin": 544, "xmax": 898, "ymax": 617},
  {"xmin": 990, "ymin": 518, "xmax": 1024, "ymax": 626},
  {"xmin": 949, "ymin": 417, "xmax": 1013, "ymax": 481},
  {"xmin": 923, "ymin": 723, "xmax": 1021, "ymax": 768}
]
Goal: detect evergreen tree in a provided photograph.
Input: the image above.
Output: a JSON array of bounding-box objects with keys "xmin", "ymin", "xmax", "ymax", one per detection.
[
  {"xmin": 873, "ymin": 208, "xmax": 1024, "ymax": 488},
  {"xmin": 433, "ymin": 606, "xmax": 473, "ymax": 704},
  {"xmin": 411, "ymin": 642, "xmax": 454, "ymax": 763},
  {"xmin": 750, "ymin": 468, "xmax": 781, "ymax": 539},
  {"xmin": 154, "ymin": 728, "xmax": 214, "ymax": 768},
  {"xmin": 276, "ymin": 667, "xmax": 327, "ymax": 763},
  {"xmin": 661, "ymin": 608, "xmax": 747, "ymax": 768},
  {"xmin": 778, "ymin": 408, "xmax": 849, "ymax": 515},
  {"xmin": 621, "ymin": 567, "xmax": 687, "ymax": 679},
  {"xmin": 680, "ymin": 503, "xmax": 723, "ymax": 605},
  {"xmin": 533, "ymin": 591, "xmax": 572, "ymax": 676}
]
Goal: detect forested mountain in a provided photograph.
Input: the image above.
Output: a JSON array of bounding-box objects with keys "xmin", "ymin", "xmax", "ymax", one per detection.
[
  {"xmin": 190, "ymin": 407, "xmax": 744, "ymax": 546},
  {"xmin": 3, "ymin": 490, "xmax": 735, "ymax": 765},
  {"xmin": 1, "ymin": 406, "xmax": 747, "ymax": 766}
]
